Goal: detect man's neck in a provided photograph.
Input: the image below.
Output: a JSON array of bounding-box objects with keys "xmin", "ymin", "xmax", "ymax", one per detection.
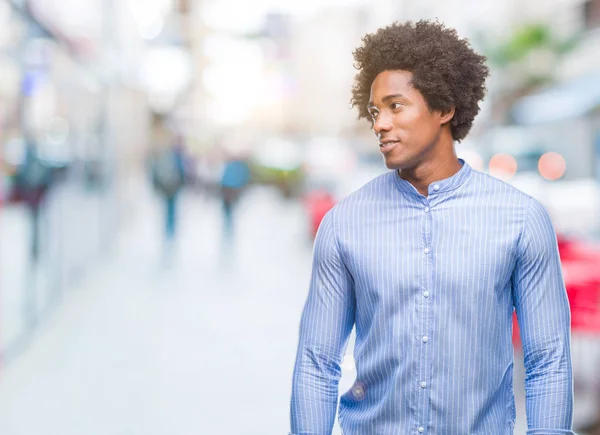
[{"xmin": 399, "ymin": 153, "xmax": 462, "ymax": 197}]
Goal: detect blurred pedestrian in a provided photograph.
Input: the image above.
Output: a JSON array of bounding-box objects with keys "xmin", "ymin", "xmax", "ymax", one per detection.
[
  {"xmin": 302, "ymin": 188, "xmax": 336, "ymax": 240},
  {"xmin": 219, "ymin": 156, "xmax": 250, "ymax": 236},
  {"xmin": 13, "ymin": 137, "xmax": 53, "ymax": 263},
  {"xmin": 150, "ymin": 127, "xmax": 186, "ymax": 252},
  {"xmin": 290, "ymin": 20, "xmax": 574, "ymax": 435}
]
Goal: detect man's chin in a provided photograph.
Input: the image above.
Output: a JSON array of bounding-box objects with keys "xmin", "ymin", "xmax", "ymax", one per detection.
[{"xmin": 383, "ymin": 158, "xmax": 407, "ymax": 170}]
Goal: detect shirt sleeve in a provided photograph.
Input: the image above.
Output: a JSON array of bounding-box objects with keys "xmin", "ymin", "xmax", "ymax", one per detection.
[
  {"xmin": 290, "ymin": 208, "xmax": 356, "ymax": 435},
  {"xmin": 512, "ymin": 197, "xmax": 575, "ymax": 434}
]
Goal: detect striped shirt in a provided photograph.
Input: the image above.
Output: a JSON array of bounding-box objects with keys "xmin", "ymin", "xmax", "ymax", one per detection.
[{"xmin": 290, "ymin": 160, "xmax": 574, "ymax": 434}]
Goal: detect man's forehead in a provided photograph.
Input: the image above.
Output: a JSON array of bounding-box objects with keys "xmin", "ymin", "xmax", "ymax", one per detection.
[
  {"xmin": 369, "ymin": 70, "xmax": 415, "ymax": 103},
  {"xmin": 372, "ymin": 70, "xmax": 413, "ymax": 87}
]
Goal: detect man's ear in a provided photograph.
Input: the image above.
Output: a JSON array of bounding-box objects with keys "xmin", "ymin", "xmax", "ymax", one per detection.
[{"xmin": 439, "ymin": 106, "xmax": 455, "ymax": 125}]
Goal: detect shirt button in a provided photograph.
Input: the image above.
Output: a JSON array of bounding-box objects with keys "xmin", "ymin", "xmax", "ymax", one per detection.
[
  {"xmin": 420, "ymin": 381, "xmax": 427, "ymax": 388},
  {"xmin": 418, "ymin": 427, "xmax": 425, "ymax": 433},
  {"xmin": 423, "ymin": 291, "xmax": 430, "ymax": 298},
  {"xmin": 433, "ymin": 184, "xmax": 440, "ymax": 191},
  {"xmin": 424, "ymin": 207, "xmax": 430, "ymax": 213},
  {"xmin": 424, "ymin": 248, "xmax": 430, "ymax": 254},
  {"xmin": 352, "ymin": 384, "xmax": 365, "ymax": 399},
  {"xmin": 422, "ymin": 336, "xmax": 429, "ymax": 343}
]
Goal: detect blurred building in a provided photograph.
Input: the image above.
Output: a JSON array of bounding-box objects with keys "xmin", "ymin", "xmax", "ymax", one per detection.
[
  {"xmin": 284, "ymin": 8, "xmax": 367, "ymax": 137},
  {"xmin": 0, "ymin": 0, "xmax": 176, "ymax": 360},
  {"xmin": 509, "ymin": 0, "xmax": 600, "ymax": 179}
]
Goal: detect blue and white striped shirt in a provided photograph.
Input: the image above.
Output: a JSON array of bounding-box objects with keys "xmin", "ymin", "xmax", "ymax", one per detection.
[{"xmin": 290, "ymin": 160, "xmax": 574, "ymax": 435}]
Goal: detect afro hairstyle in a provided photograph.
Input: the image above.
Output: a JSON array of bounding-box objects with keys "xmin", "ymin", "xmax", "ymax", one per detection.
[{"xmin": 351, "ymin": 20, "xmax": 489, "ymax": 142}]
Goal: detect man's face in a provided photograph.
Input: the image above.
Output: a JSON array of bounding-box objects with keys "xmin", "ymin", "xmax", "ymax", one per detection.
[{"xmin": 368, "ymin": 70, "xmax": 447, "ymax": 170}]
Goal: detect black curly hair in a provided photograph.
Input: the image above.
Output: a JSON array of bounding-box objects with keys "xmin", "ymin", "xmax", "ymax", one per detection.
[{"xmin": 351, "ymin": 20, "xmax": 489, "ymax": 142}]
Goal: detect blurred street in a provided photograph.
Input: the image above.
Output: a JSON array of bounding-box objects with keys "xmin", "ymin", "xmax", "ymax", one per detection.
[{"xmin": 0, "ymin": 181, "xmax": 335, "ymax": 435}]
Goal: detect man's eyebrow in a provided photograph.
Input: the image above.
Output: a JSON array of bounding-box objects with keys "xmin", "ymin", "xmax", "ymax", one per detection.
[{"xmin": 367, "ymin": 94, "xmax": 406, "ymax": 108}]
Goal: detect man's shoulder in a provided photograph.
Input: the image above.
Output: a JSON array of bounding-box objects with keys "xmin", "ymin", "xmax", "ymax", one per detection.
[
  {"xmin": 337, "ymin": 171, "xmax": 394, "ymax": 204},
  {"xmin": 325, "ymin": 171, "xmax": 392, "ymax": 219},
  {"xmin": 469, "ymin": 168, "xmax": 532, "ymax": 203}
]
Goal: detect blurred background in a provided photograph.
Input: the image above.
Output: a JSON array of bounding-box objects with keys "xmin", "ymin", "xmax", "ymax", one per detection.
[{"xmin": 0, "ymin": 0, "xmax": 599, "ymax": 433}]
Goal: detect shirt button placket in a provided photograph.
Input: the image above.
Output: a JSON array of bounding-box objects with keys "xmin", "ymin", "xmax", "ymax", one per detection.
[{"xmin": 420, "ymin": 199, "xmax": 432, "ymax": 433}]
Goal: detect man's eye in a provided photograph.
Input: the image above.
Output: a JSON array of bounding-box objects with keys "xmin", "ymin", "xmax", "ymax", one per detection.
[
  {"xmin": 391, "ymin": 103, "xmax": 403, "ymax": 110},
  {"xmin": 369, "ymin": 111, "xmax": 379, "ymax": 119}
]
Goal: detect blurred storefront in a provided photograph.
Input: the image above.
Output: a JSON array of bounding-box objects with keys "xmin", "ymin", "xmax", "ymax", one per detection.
[
  {"xmin": 0, "ymin": 0, "xmax": 156, "ymax": 363},
  {"xmin": 506, "ymin": 0, "xmax": 600, "ymax": 237}
]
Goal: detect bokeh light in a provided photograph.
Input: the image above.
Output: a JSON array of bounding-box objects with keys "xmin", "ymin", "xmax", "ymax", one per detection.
[
  {"xmin": 488, "ymin": 153, "xmax": 518, "ymax": 180},
  {"xmin": 459, "ymin": 149, "xmax": 485, "ymax": 171},
  {"xmin": 538, "ymin": 151, "xmax": 567, "ymax": 181}
]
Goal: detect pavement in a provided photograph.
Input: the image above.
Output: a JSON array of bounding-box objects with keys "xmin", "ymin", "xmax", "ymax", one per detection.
[{"xmin": 0, "ymin": 183, "xmax": 318, "ymax": 435}]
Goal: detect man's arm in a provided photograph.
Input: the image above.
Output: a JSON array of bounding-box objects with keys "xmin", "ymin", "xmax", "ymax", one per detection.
[
  {"xmin": 513, "ymin": 197, "xmax": 574, "ymax": 435},
  {"xmin": 290, "ymin": 209, "xmax": 356, "ymax": 435}
]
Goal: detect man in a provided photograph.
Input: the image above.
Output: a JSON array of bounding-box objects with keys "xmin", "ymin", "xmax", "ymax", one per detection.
[
  {"xmin": 290, "ymin": 20, "xmax": 574, "ymax": 434},
  {"xmin": 219, "ymin": 155, "xmax": 251, "ymax": 237},
  {"xmin": 150, "ymin": 127, "xmax": 187, "ymax": 249},
  {"xmin": 14, "ymin": 137, "xmax": 53, "ymax": 263}
]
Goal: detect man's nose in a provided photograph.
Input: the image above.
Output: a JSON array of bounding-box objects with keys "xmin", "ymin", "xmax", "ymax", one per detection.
[{"xmin": 373, "ymin": 113, "xmax": 392, "ymax": 135}]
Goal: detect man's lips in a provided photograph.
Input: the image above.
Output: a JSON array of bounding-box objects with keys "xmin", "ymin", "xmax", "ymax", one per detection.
[{"xmin": 379, "ymin": 140, "xmax": 400, "ymax": 154}]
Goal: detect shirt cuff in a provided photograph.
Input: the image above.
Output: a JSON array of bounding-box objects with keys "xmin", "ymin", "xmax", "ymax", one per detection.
[{"xmin": 526, "ymin": 430, "xmax": 576, "ymax": 434}]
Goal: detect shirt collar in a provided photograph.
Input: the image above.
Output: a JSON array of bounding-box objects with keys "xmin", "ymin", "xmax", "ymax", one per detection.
[{"xmin": 392, "ymin": 158, "xmax": 473, "ymax": 198}]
